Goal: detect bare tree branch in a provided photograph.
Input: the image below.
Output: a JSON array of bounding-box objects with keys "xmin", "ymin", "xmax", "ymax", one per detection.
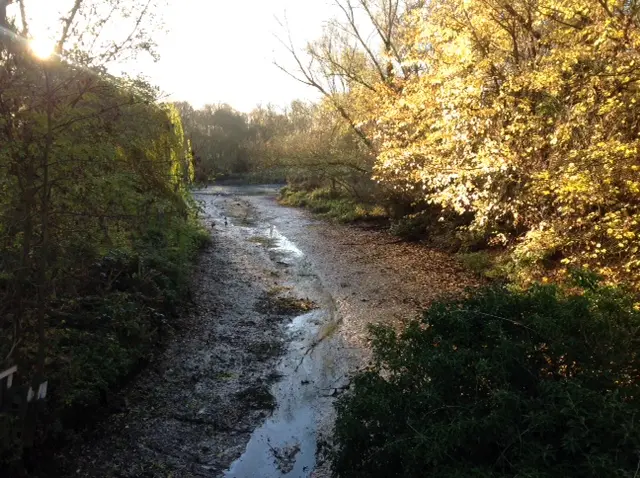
[
  {"xmin": 274, "ymin": 34, "xmax": 374, "ymax": 150},
  {"xmin": 57, "ymin": 0, "xmax": 83, "ymax": 54},
  {"xmin": 101, "ymin": 0, "xmax": 153, "ymax": 65},
  {"xmin": 334, "ymin": 0, "xmax": 389, "ymax": 83}
]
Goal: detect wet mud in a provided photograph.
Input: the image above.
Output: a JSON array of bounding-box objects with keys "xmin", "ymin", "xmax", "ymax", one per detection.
[{"xmin": 49, "ymin": 184, "xmax": 478, "ymax": 478}]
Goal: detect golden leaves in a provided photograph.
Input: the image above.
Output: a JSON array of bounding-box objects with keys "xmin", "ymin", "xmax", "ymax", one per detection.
[{"xmin": 337, "ymin": 0, "xmax": 640, "ymax": 289}]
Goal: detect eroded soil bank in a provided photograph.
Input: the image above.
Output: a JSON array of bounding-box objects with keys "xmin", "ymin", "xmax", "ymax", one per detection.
[{"xmin": 42, "ymin": 185, "xmax": 478, "ymax": 478}]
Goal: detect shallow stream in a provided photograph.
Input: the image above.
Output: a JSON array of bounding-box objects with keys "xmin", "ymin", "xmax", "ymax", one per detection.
[
  {"xmin": 204, "ymin": 185, "xmax": 355, "ymax": 478},
  {"xmin": 61, "ymin": 183, "xmax": 475, "ymax": 478}
]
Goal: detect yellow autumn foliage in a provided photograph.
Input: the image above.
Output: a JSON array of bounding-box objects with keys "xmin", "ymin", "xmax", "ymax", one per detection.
[{"xmin": 363, "ymin": 0, "xmax": 640, "ymax": 287}]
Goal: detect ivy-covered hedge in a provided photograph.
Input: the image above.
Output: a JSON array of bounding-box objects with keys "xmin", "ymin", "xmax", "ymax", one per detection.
[{"xmin": 333, "ymin": 278, "xmax": 640, "ymax": 477}]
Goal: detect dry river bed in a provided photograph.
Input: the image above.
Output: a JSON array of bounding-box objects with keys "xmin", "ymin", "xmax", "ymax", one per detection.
[{"xmin": 47, "ymin": 184, "xmax": 479, "ymax": 478}]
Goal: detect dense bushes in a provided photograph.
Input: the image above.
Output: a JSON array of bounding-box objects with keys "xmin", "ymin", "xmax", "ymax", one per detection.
[
  {"xmin": 50, "ymin": 218, "xmax": 208, "ymax": 412},
  {"xmin": 0, "ymin": 29, "xmax": 203, "ymax": 470},
  {"xmin": 268, "ymin": 0, "xmax": 640, "ymax": 290},
  {"xmin": 1, "ymin": 217, "xmax": 208, "ymax": 470},
  {"xmin": 1, "ymin": 216, "xmax": 207, "ymax": 470},
  {"xmin": 333, "ymin": 280, "xmax": 640, "ymax": 477}
]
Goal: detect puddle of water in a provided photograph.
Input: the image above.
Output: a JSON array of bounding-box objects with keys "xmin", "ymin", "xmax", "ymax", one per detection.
[
  {"xmin": 225, "ymin": 308, "xmax": 334, "ymax": 478},
  {"xmin": 225, "ymin": 223, "xmax": 342, "ymax": 478},
  {"xmin": 196, "ymin": 188, "xmax": 353, "ymax": 478},
  {"xmin": 200, "ymin": 184, "xmax": 283, "ymax": 197}
]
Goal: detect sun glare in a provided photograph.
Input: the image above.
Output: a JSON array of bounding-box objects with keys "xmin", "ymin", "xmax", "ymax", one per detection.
[{"xmin": 30, "ymin": 38, "xmax": 55, "ymax": 60}]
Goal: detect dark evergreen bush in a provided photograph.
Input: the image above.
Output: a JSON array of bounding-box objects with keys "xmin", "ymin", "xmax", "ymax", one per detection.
[{"xmin": 333, "ymin": 281, "xmax": 640, "ymax": 477}]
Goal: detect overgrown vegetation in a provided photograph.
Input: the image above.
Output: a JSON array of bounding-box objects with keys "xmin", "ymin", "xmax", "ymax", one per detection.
[
  {"xmin": 260, "ymin": 2, "xmax": 640, "ymax": 474},
  {"xmin": 279, "ymin": 186, "xmax": 386, "ymax": 223},
  {"xmin": 333, "ymin": 278, "xmax": 640, "ymax": 477},
  {"xmin": 224, "ymin": 0, "xmax": 640, "ymax": 292},
  {"xmin": 0, "ymin": 0, "xmax": 206, "ymax": 470}
]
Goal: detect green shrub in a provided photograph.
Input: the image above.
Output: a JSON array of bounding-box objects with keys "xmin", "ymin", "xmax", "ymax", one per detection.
[
  {"xmin": 309, "ymin": 187, "xmax": 340, "ymax": 201},
  {"xmin": 279, "ymin": 186, "xmax": 308, "ymax": 207},
  {"xmin": 22, "ymin": 216, "xmax": 208, "ymax": 459},
  {"xmin": 389, "ymin": 208, "xmax": 471, "ymax": 249},
  {"xmin": 333, "ymin": 282, "xmax": 640, "ymax": 477},
  {"xmin": 457, "ymin": 251, "xmax": 512, "ymax": 281},
  {"xmin": 56, "ymin": 218, "xmax": 208, "ymax": 407}
]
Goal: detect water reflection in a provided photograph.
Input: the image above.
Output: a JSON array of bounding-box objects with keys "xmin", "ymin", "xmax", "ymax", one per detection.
[
  {"xmin": 224, "ymin": 310, "xmax": 327, "ymax": 478},
  {"xmin": 269, "ymin": 225, "xmax": 304, "ymax": 257}
]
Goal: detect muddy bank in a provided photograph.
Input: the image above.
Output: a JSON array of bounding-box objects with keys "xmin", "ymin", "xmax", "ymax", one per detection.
[
  {"xmin": 41, "ymin": 184, "xmax": 479, "ymax": 478},
  {"xmin": 209, "ymin": 185, "xmax": 481, "ymax": 477},
  {"xmin": 238, "ymin": 186, "xmax": 482, "ymax": 350},
  {"xmin": 43, "ymin": 189, "xmax": 338, "ymax": 477},
  {"xmin": 213, "ymin": 191, "xmax": 355, "ymax": 478}
]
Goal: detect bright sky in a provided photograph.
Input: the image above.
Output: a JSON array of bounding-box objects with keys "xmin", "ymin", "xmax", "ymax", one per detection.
[
  {"xmin": 130, "ymin": 0, "xmax": 334, "ymax": 111},
  {"xmin": 13, "ymin": 0, "xmax": 336, "ymax": 112}
]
